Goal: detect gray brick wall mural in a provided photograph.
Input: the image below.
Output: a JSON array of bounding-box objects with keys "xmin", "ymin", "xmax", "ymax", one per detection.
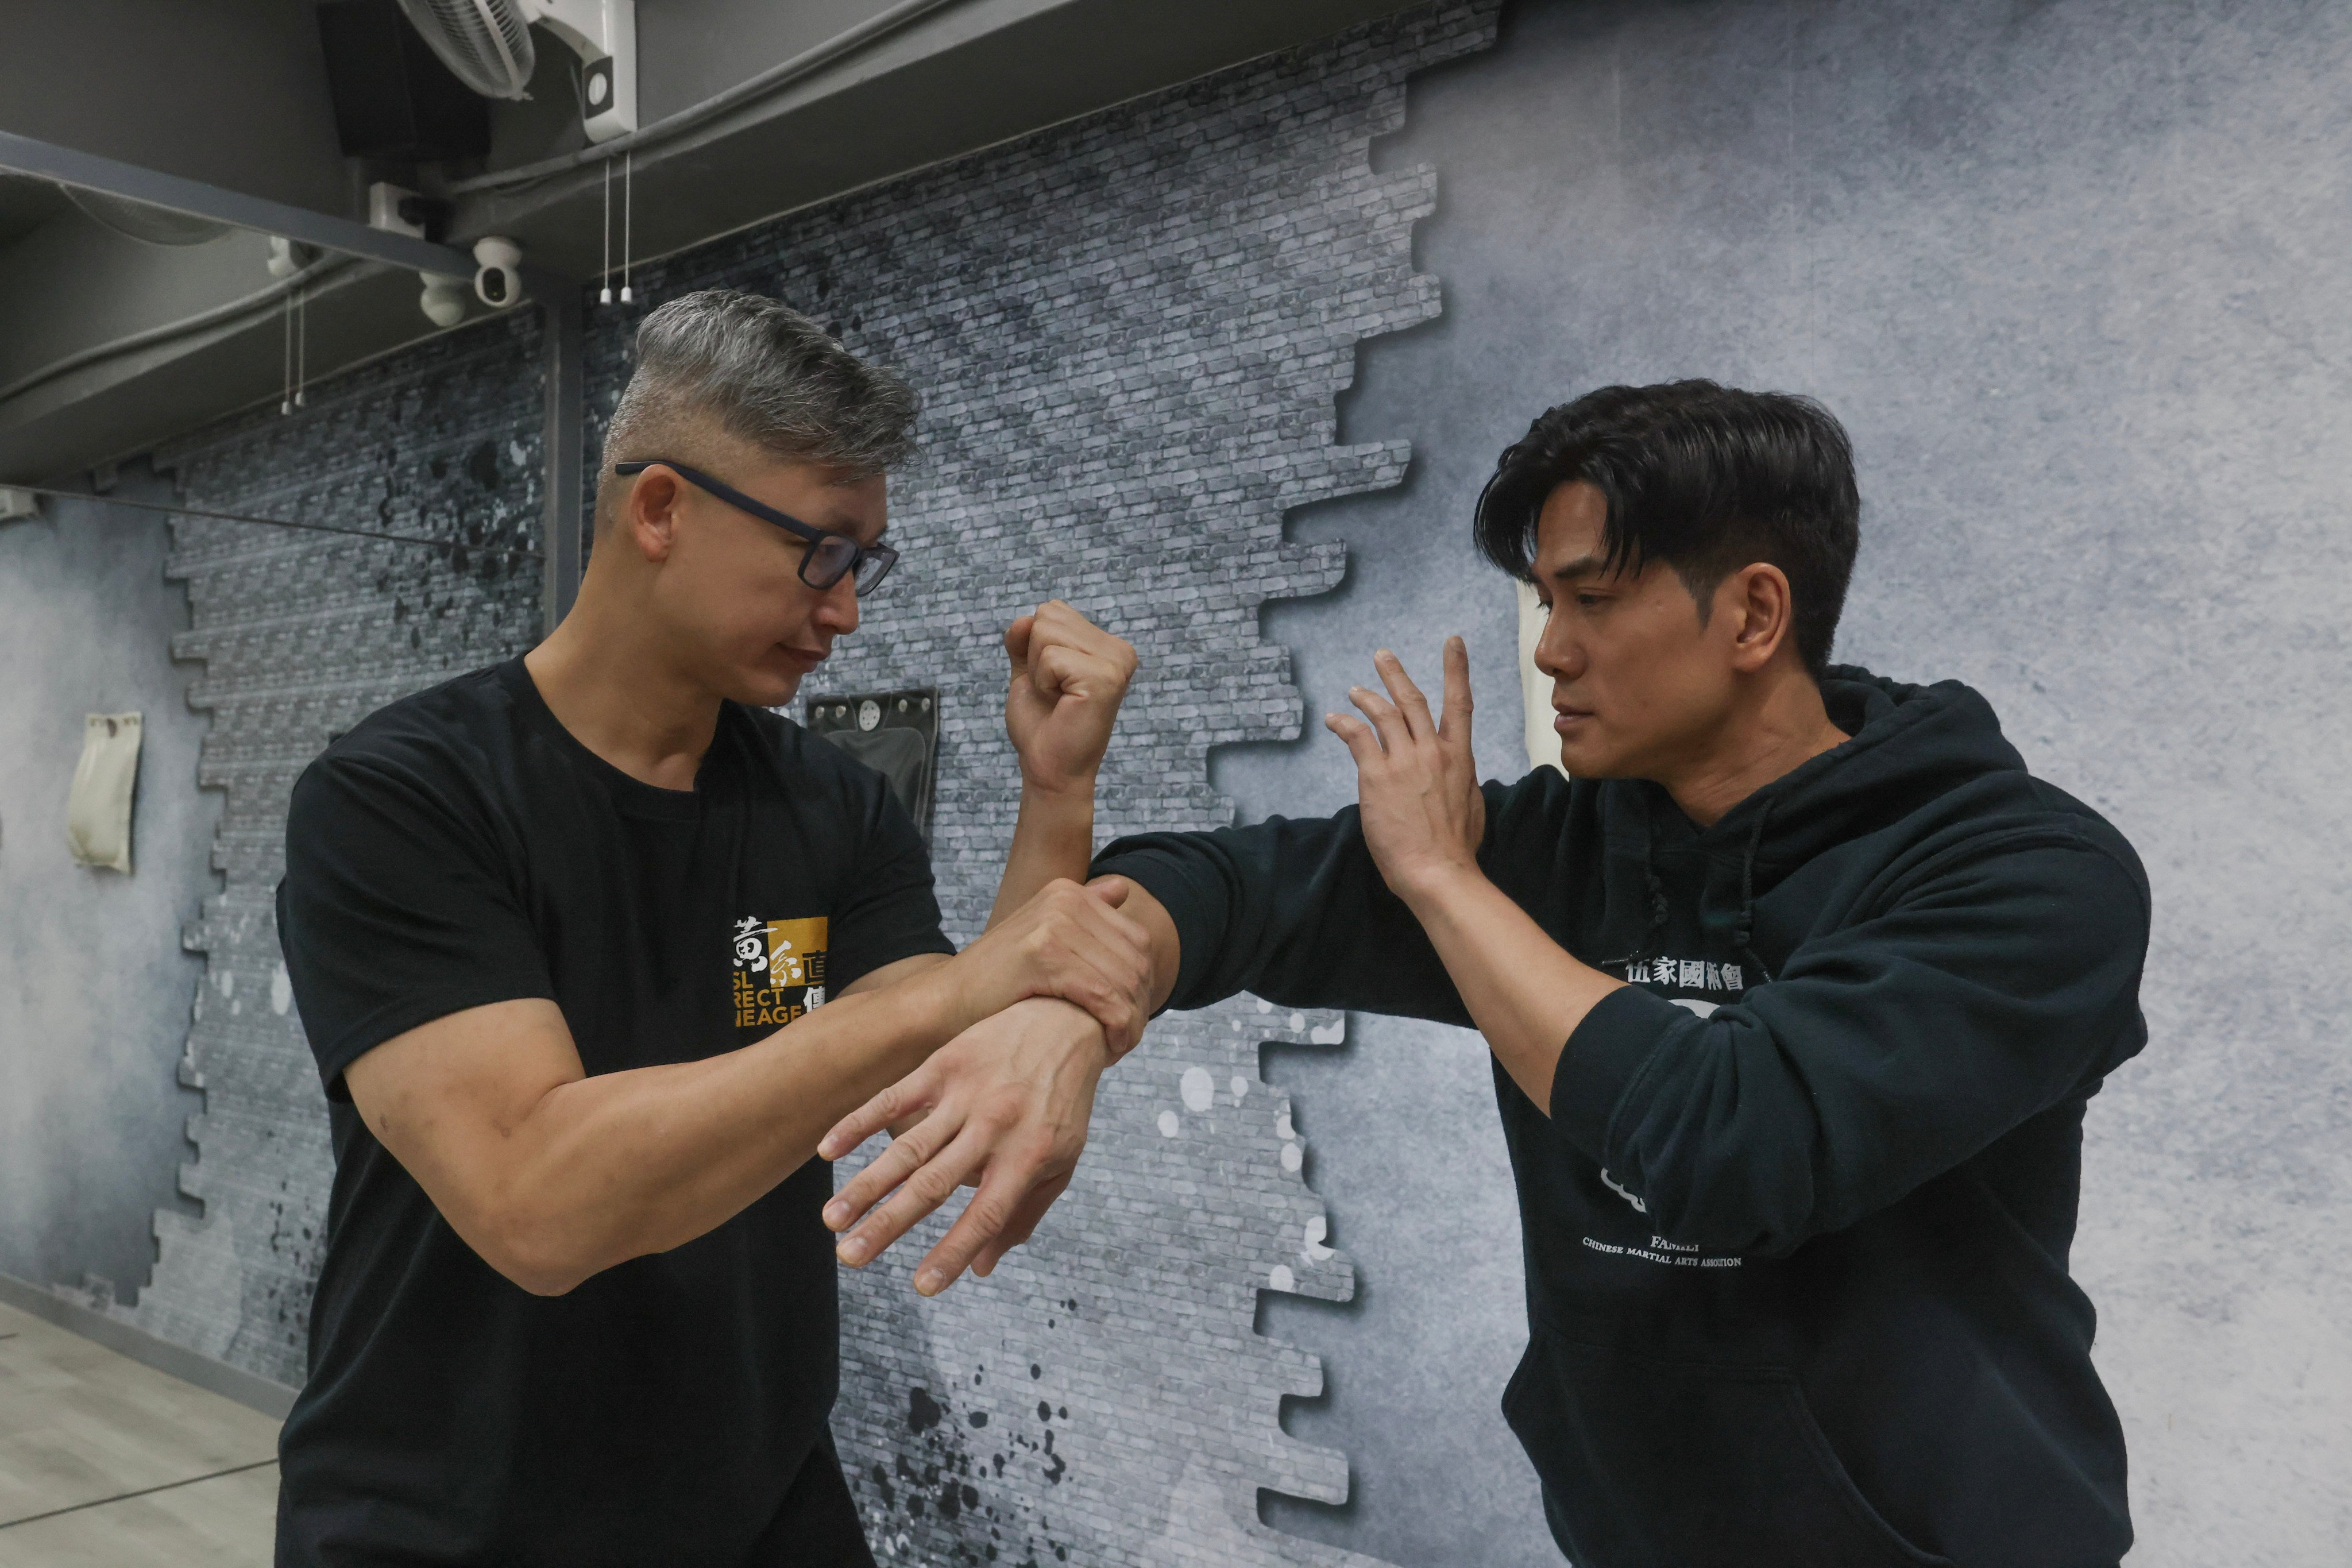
[
  {"xmin": 91, "ymin": 313, "xmax": 547, "ymax": 1381},
  {"xmin": 101, "ymin": 3, "xmax": 1499, "ymax": 1561},
  {"xmin": 581, "ymin": 9, "xmax": 1503, "ymax": 1558}
]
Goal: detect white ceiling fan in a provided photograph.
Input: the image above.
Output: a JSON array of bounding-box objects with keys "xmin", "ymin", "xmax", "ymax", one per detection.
[{"xmin": 395, "ymin": 0, "xmax": 637, "ymax": 143}]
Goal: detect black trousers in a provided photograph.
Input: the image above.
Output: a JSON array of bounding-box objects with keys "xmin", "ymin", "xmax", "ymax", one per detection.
[{"xmin": 747, "ymin": 1432, "xmax": 876, "ymax": 1568}]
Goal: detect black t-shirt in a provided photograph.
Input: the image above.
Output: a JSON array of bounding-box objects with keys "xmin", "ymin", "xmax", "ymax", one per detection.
[{"xmin": 273, "ymin": 658, "xmax": 949, "ymax": 1567}]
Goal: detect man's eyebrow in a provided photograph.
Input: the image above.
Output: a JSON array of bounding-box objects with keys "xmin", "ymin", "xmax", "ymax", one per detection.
[{"xmin": 1544, "ymin": 553, "xmax": 1612, "ymax": 581}]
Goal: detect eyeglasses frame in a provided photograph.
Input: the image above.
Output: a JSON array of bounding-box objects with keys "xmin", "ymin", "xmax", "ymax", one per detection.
[{"xmin": 612, "ymin": 458, "xmax": 898, "ymax": 596}]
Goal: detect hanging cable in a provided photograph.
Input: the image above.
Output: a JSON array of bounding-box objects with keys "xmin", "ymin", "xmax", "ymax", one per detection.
[
  {"xmin": 0, "ymin": 256, "xmax": 358, "ymax": 421},
  {"xmin": 619, "ymin": 150, "xmax": 635, "ymax": 304},
  {"xmin": 293, "ymin": 283, "xmax": 308, "ymax": 408},
  {"xmin": 598, "ymin": 156, "xmax": 614, "ymax": 305},
  {"xmin": 9, "ymin": 484, "xmax": 545, "ymax": 563},
  {"xmin": 279, "ymin": 288, "xmax": 293, "ymax": 415}
]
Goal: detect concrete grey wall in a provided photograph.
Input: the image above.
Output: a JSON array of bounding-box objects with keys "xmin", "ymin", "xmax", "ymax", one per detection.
[
  {"xmin": 1219, "ymin": 1, "xmax": 2352, "ymax": 1563},
  {"xmin": 0, "ymin": 477, "xmax": 214, "ymax": 1305}
]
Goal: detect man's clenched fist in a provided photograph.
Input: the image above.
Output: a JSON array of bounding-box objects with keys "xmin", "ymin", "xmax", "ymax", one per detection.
[{"xmin": 1005, "ymin": 601, "xmax": 1137, "ymax": 797}]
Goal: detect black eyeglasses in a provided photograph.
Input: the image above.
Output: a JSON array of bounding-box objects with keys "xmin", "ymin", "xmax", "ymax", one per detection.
[{"xmin": 613, "ymin": 458, "xmax": 899, "ymax": 597}]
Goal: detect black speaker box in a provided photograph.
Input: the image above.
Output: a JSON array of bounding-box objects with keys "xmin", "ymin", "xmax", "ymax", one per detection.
[{"xmin": 316, "ymin": 0, "xmax": 491, "ymax": 164}]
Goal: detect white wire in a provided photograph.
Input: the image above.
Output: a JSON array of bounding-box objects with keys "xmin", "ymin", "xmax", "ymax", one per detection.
[
  {"xmin": 598, "ymin": 158, "xmax": 613, "ymax": 305},
  {"xmin": 280, "ymin": 289, "xmax": 292, "ymax": 415},
  {"xmin": 294, "ymin": 285, "xmax": 307, "ymax": 408},
  {"xmin": 619, "ymin": 151, "xmax": 634, "ymax": 304}
]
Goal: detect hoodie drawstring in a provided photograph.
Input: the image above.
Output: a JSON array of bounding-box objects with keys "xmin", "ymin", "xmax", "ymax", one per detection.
[
  {"xmin": 1601, "ymin": 790, "xmax": 1674, "ymax": 978},
  {"xmin": 1731, "ymin": 797, "xmax": 1777, "ymax": 986},
  {"xmin": 1605, "ymin": 787, "xmax": 1779, "ymax": 988}
]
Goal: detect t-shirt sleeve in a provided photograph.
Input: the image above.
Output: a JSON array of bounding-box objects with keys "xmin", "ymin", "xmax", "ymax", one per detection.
[
  {"xmin": 826, "ymin": 774, "xmax": 953, "ymax": 992},
  {"xmin": 277, "ymin": 752, "xmax": 555, "ymax": 1100}
]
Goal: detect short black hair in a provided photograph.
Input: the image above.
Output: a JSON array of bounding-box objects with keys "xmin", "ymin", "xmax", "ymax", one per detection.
[{"xmin": 1472, "ymin": 380, "xmax": 1860, "ymax": 681}]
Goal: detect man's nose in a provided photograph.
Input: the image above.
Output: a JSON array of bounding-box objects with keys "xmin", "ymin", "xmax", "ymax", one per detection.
[
  {"xmin": 1535, "ymin": 622, "xmax": 1581, "ymax": 681},
  {"xmin": 815, "ymin": 572, "xmax": 860, "ymax": 634}
]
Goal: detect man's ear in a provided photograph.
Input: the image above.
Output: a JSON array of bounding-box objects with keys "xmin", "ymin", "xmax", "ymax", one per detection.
[
  {"xmin": 625, "ymin": 469, "xmax": 685, "ymax": 563},
  {"xmin": 1724, "ymin": 562, "xmax": 1795, "ymax": 674}
]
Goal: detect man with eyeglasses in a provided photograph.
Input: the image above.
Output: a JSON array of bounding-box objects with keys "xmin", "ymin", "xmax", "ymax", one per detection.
[{"xmin": 271, "ymin": 290, "xmax": 1149, "ymax": 1567}]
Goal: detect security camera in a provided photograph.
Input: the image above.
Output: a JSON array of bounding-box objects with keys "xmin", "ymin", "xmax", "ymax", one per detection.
[
  {"xmin": 472, "ymin": 236, "xmax": 524, "ymax": 308},
  {"xmin": 419, "ymin": 273, "xmax": 470, "ymax": 328}
]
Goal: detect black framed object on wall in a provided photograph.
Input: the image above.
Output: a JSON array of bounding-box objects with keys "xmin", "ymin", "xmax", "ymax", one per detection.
[{"xmin": 804, "ymin": 688, "xmax": 940, "ymax": 843}]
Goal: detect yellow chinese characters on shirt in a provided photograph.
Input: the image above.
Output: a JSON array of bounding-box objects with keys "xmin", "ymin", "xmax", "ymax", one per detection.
[{"xmin": 730, "ymin": 915, "xmax": 829, "ymax": 1031}]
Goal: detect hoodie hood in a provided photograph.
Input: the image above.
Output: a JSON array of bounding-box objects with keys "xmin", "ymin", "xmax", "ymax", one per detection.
[{"xmin": 1605, "ymin": 665, "xmax": 2034, "ymax": 983}]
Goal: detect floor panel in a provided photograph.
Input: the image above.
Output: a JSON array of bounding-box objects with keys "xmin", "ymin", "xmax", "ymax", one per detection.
[
  {"xmin": 0, "ymin": 1302, "xmax": 279, "ymax": 1565},
  {"xmin": 0, "ymin": 1463, "xmax": 279, "ymax": 1568}
]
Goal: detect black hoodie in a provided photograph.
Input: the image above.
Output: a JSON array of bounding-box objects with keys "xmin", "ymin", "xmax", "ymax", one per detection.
[{"xmin": 1094, "ymin": 668, "xmax": 2148, "ymax": 1568}]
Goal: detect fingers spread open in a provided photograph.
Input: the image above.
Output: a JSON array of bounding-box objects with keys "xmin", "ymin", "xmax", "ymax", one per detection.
[
  {"xmin": 1348, "ymin": 682, "xmax": 1409, "ymax": 754},
  {"xmin": 819, "ymin": 1070, "xmax": 932, "ymax": 1164},
  {"xmin": 914, "ymin": 1150, "xmax": 1051, "ymax": 1296},
  {"xmin": 971, "ymin": 1170, "xmax": 1072, "ymax": 1279},
  {"xmin": 1374, "ymin": 649, "xmax": 1435, "ymax": 740},
  {"xmin": 1440, "ymin": 634, "xmax": 1474, "ymax": 739},
  {"xmin": 1324, "ymin": 710, "xmax": 1381, "ymax": 766},
  {"xmin": 837, "ymin": 1122, "xmax": 990, "ymax": 1269},
  {"xmin": 825, "ymin": 1092, "xmax": 953, "ymax": 1235}
]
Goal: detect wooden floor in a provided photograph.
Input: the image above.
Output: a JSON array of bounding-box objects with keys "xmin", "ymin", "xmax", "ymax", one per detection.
[{"xmin": 0, "ymin": 1301, "xmax": 280, "ymax": 1566}]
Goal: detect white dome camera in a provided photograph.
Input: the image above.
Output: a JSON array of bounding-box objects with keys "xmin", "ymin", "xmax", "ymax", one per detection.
[{"xmin": 472, "ymin": 236, "xmax": 525, "ymax": 309}]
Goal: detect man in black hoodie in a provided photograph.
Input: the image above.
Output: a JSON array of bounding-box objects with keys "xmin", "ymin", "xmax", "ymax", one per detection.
[{"xmin": 822, "ymin": 381, "xmax": 2149, "ymax": 1567}]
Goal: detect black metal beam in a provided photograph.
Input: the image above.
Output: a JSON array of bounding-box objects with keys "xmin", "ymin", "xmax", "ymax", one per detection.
[{"xmin": 0, "ymin": 129, "xmax": 473, "ymax": 276}]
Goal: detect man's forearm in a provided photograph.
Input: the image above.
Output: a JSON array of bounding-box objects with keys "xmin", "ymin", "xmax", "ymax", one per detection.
[
  {"xmin": 412, "ymin": 964, "xmax": 974, "ymax": 1295},
  {"xmin": 1399, "ymin": 867, "xmax": 1624, "ymax": 1113},
  {"xmin": 987, "ymin": 778, "xmax": 1097, "ymax": 929}
]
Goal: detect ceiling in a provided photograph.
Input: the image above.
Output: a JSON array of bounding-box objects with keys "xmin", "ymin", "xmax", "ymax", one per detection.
[
  {"xmin": 0, "ymin": 0, "xmax": 1424, "ymax": 482},
  {"xmin": 0, "ymin": 173, "xmax": 67, "ymax": 246}
]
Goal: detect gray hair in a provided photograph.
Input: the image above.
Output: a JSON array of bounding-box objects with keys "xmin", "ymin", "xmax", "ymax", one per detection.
[{"xmin": 603, "ymin": 289, "xmax": 918, "ymax": 481}]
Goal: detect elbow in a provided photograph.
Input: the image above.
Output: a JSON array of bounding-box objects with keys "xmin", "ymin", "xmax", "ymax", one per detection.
[
  {"xmin": 503, "ymin": 1261, "xmax": 588, "ymax": 1299},
  {"xmin": 472, "ymin": 1208, "xmax": 599, "ymax": 1297},
  {"xmin": 1641, "ymin": 1156, "xmax": 1827, "ymax": 1260}
]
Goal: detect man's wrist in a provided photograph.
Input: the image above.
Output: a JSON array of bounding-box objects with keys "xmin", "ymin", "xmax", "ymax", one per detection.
[
  {"xmin": 909, "ymin": 952, "xmax": 992, "ymax": 1041},
  {"xmin": 1015, "ymin": 767, "xmax": 1100, "ymax": 809},
  {"xmin": 1040, "ymin": 995, "xmax": 1118, "ymax": 1071},
  {"xmin": 1393, "ymin": 856, "xmax": 1492, "ymax": 922}
]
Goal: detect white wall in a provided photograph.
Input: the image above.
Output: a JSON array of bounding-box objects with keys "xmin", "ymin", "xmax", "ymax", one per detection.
[
  {"xmin": 0, "ymin": 472, "xmax": 216, "ymax": 1304},
  {"xmin": 1219, "ymin": 0, "xmax": 2352, "ymax": 1561}
]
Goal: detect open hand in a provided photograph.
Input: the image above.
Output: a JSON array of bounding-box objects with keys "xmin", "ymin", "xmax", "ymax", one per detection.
[
  {"xmin": 1005, "ymin": 601, "xmax": 1138, "ymax": 796},
  {"xmin": 1326, "ymin": 638, "xmax": 1487, "ymax": 907},
  {"xmin": 820, "ymin": 997, "xmax": 1109, "ymax": 1293}
]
